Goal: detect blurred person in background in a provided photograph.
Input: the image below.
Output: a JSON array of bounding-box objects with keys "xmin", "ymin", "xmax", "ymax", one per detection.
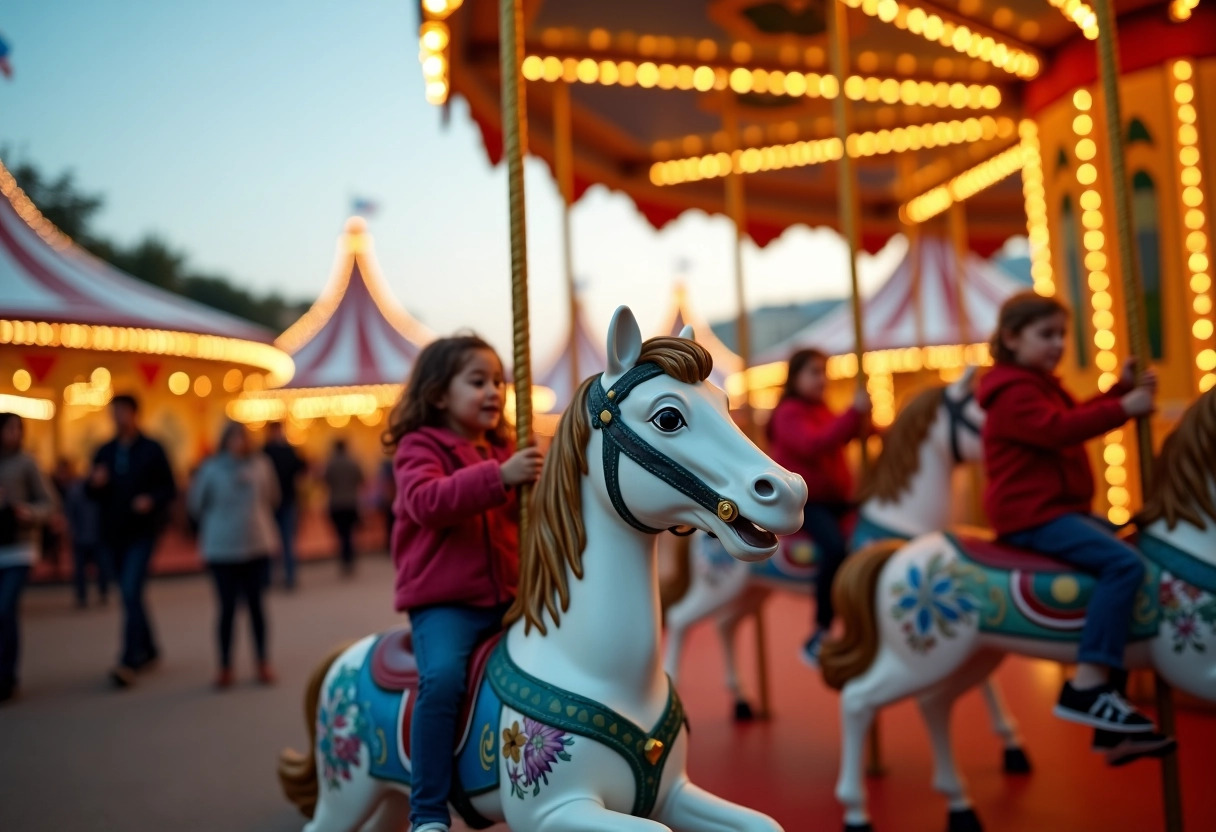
[
  {"xmin": 323, "ymin": 438, "xmax": 363, "ymax": 575},
  {"xmin": 88, "ymin": 394, "xmax": 177, "ymax": 689},
  {"xmin": 58, "ymin": 458, "xmax": 108, "ymax": 608},
  {"xmin": 189, "ymin": 421, "xmax": 279, "ymax": 688},
  {"xmin": 0, "ymin": 413, "xmax": 58, "ymax": 703},
  {"xmin": 262, "ymin": 421, "xmax": 305, "ymax": 590},
  {"xmin": 376, "ymin": 457, "xmax": 396, "ymax": 551}
]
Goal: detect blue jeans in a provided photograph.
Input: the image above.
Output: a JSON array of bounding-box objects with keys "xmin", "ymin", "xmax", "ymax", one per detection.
[
  {"xmin": 72, "ymin": 543, "xmax": 112, "ymax": 605},
  {"xmin": 274, "ymin": 504, "xmax": 298, "ymax": 589},
  {"xmin": 1003, "ymin": 513, "xmax": 1145, "ymax": 669},
  {"xmin": 803, "ymin": 502, "xmax": 852, "ymax": 631},
  {"xmin": 408, "ymin": 603, "xmax": 508, "ymax": 828},
  {"xmin": 108, "ymin": 537, "xmax": 159, "ymax": 668},
  {"xmin": 0, "ymin": 565, "xmax": 30, "ymax": 688}
]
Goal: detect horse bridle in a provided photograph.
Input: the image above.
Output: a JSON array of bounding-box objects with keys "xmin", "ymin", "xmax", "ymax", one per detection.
[
  {"xmin": 588, "ymin": 363, "xmax": 739, "ymax": 535},
  {"xmin": 943, "ymin": 387, "xmax": 981, "ymax": 464}
]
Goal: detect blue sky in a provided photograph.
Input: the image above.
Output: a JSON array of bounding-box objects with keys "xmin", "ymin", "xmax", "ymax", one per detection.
[{"xmin": 0, "ymin": 0, "xmax": 915, "ymax": 363}]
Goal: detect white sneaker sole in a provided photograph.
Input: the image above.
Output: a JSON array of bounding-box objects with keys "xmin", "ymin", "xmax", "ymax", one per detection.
[{"xmin": 1052, "ymin": 704, "xmax": 1154, "ymax": 733}]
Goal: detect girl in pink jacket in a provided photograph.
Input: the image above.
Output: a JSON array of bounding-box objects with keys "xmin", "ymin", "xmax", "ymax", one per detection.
[{"xmin": 383, "ymin": 335, "xmax": 543, "ymax": 832}]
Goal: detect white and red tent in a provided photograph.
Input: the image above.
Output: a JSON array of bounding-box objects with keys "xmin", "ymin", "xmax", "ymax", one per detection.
[
  {"xmin": 275, "ymin": 218, "xmax": 432, "ymax": 391},
  {"xmin": 757, "ymin": 237, "xmax": 1023, "ymax": 363},
  {"xmin": 659, "ymin": 283, "xmax": 743, "ymax": 390},
  {"xmin": 533, "ymin": 300, "xmax": 606, "ymax": 414}
]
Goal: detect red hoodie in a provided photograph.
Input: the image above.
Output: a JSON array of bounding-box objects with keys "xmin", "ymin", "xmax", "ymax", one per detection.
[
  {"xmin": 978, "ymin": 363, "xmax": 1130, "ymax": 536},
  {"xmin": 391, "ymin": 426, "xmax": 520, "ymax": 612},
  {"xmin": 766, "ymin": 396, "xmax": 864, "ymax": 503}
]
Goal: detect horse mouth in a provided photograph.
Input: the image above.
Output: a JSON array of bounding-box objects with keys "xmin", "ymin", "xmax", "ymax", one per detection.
[{"xmin": 729, "ymin": 514, "xmax": 778, "ymax": 550}]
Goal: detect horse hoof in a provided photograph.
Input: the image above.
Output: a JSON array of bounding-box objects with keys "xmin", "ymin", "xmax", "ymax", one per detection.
[
  {"xmin": 947, "ymin": 808, "xmax": 983, "ymax": 832},
  {"xmin": 733, "ymin": 700, "xmax": 756, "ymax": 721},
  {"xmin": 1003, "ymin": 747, "xmax": 1032, "ymax": 774}
]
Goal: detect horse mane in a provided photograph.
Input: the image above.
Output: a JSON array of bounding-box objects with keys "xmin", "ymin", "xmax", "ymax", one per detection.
[
  {"xmin": 1138, "ymin": 388, "xmax": 1216, "ymax": 530},
  {"xmin": 856, "ymin": 386, "xmax": 945, "ymax": 504},
  {"xmin": 504, "ymin": 336, "xmax": 714, "ymax": 635}
]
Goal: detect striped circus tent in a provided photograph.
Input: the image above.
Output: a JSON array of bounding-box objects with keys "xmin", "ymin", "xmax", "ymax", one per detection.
[
  {"xmin": 230, "ymin": 218, "xmax": 432, "ymax": 452},
  {"xmin": 659, "ymin": 283, "xmax": 742, "ymax": 391},
  {"xmin": 757, "ymin": 237, "xmax": 1024, "ymax": 363},
  {"xmin": 534, "ymin": 300, "xmax": 606, "ymax": 416}
]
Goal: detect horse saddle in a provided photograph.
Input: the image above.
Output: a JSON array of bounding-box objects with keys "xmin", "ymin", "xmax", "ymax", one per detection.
[
  {"xmin": 947, "ymin": 527, "xmax": 1074, "ymax": 574},
  {"xmin": 370, "ymin": 627, "xmax": 503, "ymax": 756}
]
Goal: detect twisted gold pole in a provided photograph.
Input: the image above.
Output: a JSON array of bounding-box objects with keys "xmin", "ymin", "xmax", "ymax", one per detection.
[
  {"xmin": 499, "ymin": 0, "xmax": 533, "ymax": 533},
  {"xmin": 1092, "ymin": 1, "xmax": 1180, "ymax": 828}
]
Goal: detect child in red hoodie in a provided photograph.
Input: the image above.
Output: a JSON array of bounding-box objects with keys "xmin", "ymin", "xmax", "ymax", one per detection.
[
  {"xmin": 979, "ymin": 291, "xmax": 1171, "ymax": 761},
  {"xmin": 383, "ymin": 335, "xmax": 543, "ymax": 832},
  {"xmin": 767, "ymin": 348, "xmax": 871, "ymax": 666}
]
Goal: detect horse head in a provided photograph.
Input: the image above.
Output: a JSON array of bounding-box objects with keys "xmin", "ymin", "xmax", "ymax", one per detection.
[{"xmin": 593, "ymin": 306, "xmax": 807, "ymax": 561}]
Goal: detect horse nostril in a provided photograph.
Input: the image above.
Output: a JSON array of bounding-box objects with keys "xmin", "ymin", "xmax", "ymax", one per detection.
[{"xmin": 753, "ymin": 477, "xmax": 776, "ymax": 498}]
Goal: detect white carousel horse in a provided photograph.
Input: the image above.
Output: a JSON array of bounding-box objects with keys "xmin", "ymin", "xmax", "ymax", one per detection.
[
  {"xmin": 661, "ymin": 371, "xmax": 1031, "ymax": 771},
  {"xmin": 822, "ymin": 388, "xmax": 1216, "ymax": 832},
  {"xmin": 278, "ymin": 306, "xmax": 808, "ymax": 832}
]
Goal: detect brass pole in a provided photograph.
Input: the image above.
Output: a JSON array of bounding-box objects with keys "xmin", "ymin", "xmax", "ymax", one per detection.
[
  {"xmin": 948, "ymin": 202, "xmax": 972, "ymax": 346},
  {"xmin": 499, "ymin": 0, "xmax": 533, "ymax": 526},
  {"xmin": 828, "ymin": 0, "xmax": 881, "ymax": 776},
  {"xmin": 723, "ymin": 98, "xmax": 768, "ymax": 718},
  {"xmin": 1092, "ymin": 1, "xmax": 1180, "ymax": 829},
  {"xmin": 553, "ymin": 80, "xmax": 581, "ymax": 397}
]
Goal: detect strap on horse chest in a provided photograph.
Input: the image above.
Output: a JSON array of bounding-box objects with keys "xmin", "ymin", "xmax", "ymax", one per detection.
[
  {"xmin": 588, "ymin": 364, "xmax": 738, "ymax": 534},
  {"xmin": 487, "ymin": 641, "xmax": 686, "ymax": 818}
]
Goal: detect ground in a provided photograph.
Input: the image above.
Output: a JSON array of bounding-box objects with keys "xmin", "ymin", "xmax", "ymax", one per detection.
[{"xmin": 2, "ymin": 555, "xmax": 1213, "ymax": 831}]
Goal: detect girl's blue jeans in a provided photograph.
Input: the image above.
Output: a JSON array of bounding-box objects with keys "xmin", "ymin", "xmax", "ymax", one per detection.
[
  {"xmin": 1002, "ymin": 513, "xmax": 1145, "ymax": 669},
  {"xmin": 407, "ymin": 602, "xmax": 509, "ymax": 828}
]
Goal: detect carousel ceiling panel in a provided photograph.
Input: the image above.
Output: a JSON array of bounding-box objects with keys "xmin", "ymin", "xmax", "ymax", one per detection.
[{"xmin": 532, "ymin": 0, "xmax": 725, "ymax": 40}]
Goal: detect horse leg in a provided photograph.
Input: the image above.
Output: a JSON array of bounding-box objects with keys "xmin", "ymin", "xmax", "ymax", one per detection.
[
  {"xmin": 836, "ymin": 647, "xmax": 968, "ymax": 832},
  {"xmin": 357, "ymin": 788, "xmax": 410, "ymax": 832},
  {"xmin": 978, "ymin": 678, "xmax": 1031, "ymax": 774},
  {"xmin": 657, "ymin": 776, "xmax": 782, "ymax": 832},
  {"xmin": 532, "ymin": 797, "xmax": 672, "ymax": 831},
  {"xmin": 662, "ymin": 553, "xmax": 750, "ymax": 686},
  {"xmin": 304, "ymin": 773, "xmax": 386, "ymax": 832},
  {"xmin": 715, "ymin": 588, "xmax": 769, "ymax": 720}
]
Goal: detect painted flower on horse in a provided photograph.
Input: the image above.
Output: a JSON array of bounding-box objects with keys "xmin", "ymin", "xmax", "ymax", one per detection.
[
  {"xmin": 891, "ymin": 551, "xmax": 978, "ymax": 653},
  {"xmin": 1159, "ymin": 575, "xmax": 1216, "ymax": 653},
  {"xmin": 502, "ymin": 718, "xmax": 575, "ymax": 799},
  {"xmin": 316, "ymin": 665, "xmax": 381, "ymax": 789}
]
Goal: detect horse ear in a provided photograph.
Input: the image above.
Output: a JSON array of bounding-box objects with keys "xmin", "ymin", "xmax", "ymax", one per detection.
[
  {"xmin": 679, "ymin": 324, "xmax": 696, "ymax": 341},
  {"xmin": 604, "ymin": 305, "xmax": 644, "ymax": 387}
]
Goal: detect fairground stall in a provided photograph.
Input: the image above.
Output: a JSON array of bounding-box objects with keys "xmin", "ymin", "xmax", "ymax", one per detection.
[{"xmin": 0, "ymin": 159, "xmax": 293, "ymax": 475}]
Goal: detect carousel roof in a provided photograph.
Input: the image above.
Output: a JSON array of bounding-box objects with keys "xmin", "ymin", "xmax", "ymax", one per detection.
[
  {"xmin": 659, "ymin": 282, "xmax": 742, "ymax": 389},
  {"xmin": 422, "ymin": 1, "xmax": 1214, "ymax": 255},
  {"xmin": 534, "ymin": 300, "xmax": 606, "ymax": 411},
  {"xmin": 276, "ymin": 218, "xmax": 432, "ymax": 390},
  {"xmin": 0, "ymin": 163, "xmax": 272, "ymax": 343},
  {"xmin": 756, "ymin": 235, "xmax": 1022, "ymax": 361}
]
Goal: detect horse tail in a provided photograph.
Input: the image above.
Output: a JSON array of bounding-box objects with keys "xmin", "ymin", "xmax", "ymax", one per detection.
[
  {"xmin": 278, "ymin": 640, "xmax": 354, "ymax": 818},
  {"xmin": 659, "ymin": 533, "xmax": 693, "ymax": 615},
  {"xmin": 820, "ymin": 539, "xmax": 903, "ymax": 691}
]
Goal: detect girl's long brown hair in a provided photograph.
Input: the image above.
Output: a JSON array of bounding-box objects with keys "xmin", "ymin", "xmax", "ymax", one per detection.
[{"xmin": 381, "ymin": 335, "xmax": 508, "ymax": 451}]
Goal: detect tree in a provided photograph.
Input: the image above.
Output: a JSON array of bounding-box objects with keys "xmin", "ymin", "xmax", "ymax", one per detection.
[{"xmin": 8, "ymin": 158, "xmax": 307, "ymax": 331}]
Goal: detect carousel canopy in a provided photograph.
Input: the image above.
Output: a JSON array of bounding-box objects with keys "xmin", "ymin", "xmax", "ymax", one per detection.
[
  {"xmin": 276, "ymin": 218, "xmax": 433, "ymax": 390},
  {"xmin": 422, "ymin": 1, "xmax": 1213, "ymax": 255},
  {"xmin": 757, "ymin": 235, "xmax": 1022, "ymax": 361},
  {"xmin": 534, "ymin": 300, "xmax": 606, "ymax": 412}
]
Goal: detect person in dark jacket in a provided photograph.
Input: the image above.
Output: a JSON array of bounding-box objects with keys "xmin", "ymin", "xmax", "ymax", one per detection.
[
  {"xmin": 88, "ymin": 395, "xmax": 176, "ymax": 689},
  {"xmin": 59, "ymin": 458, "xmax": 108, "ymax": 607},
  {"xmin": 766, "ymin": 348, "xmax": 871, "ymax": 666},
  {"xmin": 980, "ymin": 291, "xmax": 1169, "ymax": 761},
  {"xmin": 263, "ymin": 421, "xmax": 305, "ymax": 589},
  {"xmin": 323, "ymin": 439, "xmax": 364, "ymax": 575}
]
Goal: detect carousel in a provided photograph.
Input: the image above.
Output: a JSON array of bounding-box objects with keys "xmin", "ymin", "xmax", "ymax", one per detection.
[
  {"xmin": 0, "ymin": 158, "xmax": 293, "ymax": 473},
  {"xmin": 276, "ymin": 1, "xmax": 1216, "ymax": 831}
]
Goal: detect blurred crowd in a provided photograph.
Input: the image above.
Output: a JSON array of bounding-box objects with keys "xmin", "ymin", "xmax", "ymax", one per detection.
[{"xmin": 0, "ymin": 396, "xmax": 396, "ymax": 703}]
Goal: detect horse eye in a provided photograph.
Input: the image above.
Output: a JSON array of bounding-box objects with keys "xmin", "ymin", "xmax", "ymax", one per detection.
[{"xmin": 650, "ymin": 407, "xmax": 686, "ymax": 433}]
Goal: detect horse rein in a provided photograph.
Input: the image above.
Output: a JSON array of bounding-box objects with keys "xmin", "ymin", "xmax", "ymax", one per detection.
[
  {"xmin": 588, "ymin": 363, "xmax": 740, "ymax": 535},
  {"xmin": 943, "ymin": 387, "xmax": 981, "ymax": 464}
]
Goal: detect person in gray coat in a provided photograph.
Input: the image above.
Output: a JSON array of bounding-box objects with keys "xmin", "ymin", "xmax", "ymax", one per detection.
[{"xmin": 188, "ymin": 421, "xmax": 279, "ymax": 689}]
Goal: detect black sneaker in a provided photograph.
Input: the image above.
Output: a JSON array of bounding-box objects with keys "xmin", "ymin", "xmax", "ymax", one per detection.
[
  {"xmin": 1092, "ymin": 729, "xmax": 1176, "ymax": 766},
  {"xmin": 109, "ymin": 665, "xmax": 137, "ymax": 689},
  {"xmin": 1054, "ymin": 682, "xmax": 1154, "ymax": 733}
]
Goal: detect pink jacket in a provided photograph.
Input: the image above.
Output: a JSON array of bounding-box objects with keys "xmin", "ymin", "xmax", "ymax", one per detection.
[{"xmin": 391, "ymin": 426, "xmax": 520, "ymax": 611}]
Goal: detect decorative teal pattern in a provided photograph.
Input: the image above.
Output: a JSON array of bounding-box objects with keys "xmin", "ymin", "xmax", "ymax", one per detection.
[
  {"xmin": 318, "ymin": 664, "xmax": 383, "ymax": 789},
  {"xmin": 890, "ymin": 552, "xmax": 978, "ymax": 653},
  {"xmin": 502, "ymin": 718, "xmax": 575, "ymax": 799}
]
